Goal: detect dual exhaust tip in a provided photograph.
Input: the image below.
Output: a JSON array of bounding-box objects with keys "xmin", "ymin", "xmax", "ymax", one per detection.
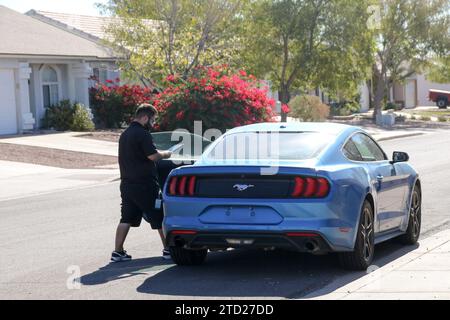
[{"xmin": 304, "ymin": 239, "xmax": 320, "ymax": 253}]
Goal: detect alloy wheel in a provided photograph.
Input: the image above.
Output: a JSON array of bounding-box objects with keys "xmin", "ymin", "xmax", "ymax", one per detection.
[
  {"xmin": 410, "ymin": 190, "xmax": 421, "ymax": 238},
  {"xmin": 360, "ymin": 207, "xmax": 374, "ymax": 262}
]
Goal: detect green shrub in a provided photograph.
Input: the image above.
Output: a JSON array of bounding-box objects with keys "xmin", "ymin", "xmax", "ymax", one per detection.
[
  {"xmin": 384, "ymin": 102, "xmax": 402, "ymax": 111},
  {"xmin": 41, "ymin": 100, "xmax": 94, "ymax": 132},
  {"xmin": 330, "ymin": 100, "xmax": 360, "ymax": 116},
  {"xmin": 41, "ymin": 100, "xmax": 74, "ymax": 131},
  {"xmin": 420, "ymin": 115, "xmax": 431, "ymax": 121},
  {"xmin": 71, "ymin": 103, "xmax": 95, "ymax": 131},
  {"xmin": 288, "ymin": 95, "xmax": 330, "ymax": 122},
  {"xmin": 437, "ymin": 116, "xmax": 447, "ymax": 122}
]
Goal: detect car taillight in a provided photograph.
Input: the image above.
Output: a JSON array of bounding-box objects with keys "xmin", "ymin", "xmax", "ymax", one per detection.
[
  {"xmin": 188, "ymin": 176, "xmax": 196, "ymax": 196},
  {"xmin": 169, "ymin": 177, "xmax": 178, "ymax": 195},
  {"xmin": 171, "ymin": 230, "xmax": 197, "ymax": 235},
  {"xmin": 291, "ymin": 176, "xmax": 330, "ymax": 198},
  {"xmin": 168, "ymin": 176, "xmax": 197, "ymax": 197},
  {"xmin": 178, "ymin": 176, "xmax": 188, "ymax": 196},
  {"xmin": 286, "ymin": 232, "xmax": 318, "ymax": 237},
  {"xmin": 291, "ymin": 177, "xmax": 305, "ymax": 197}
]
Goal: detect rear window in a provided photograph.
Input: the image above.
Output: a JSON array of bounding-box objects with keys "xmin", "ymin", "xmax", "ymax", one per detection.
[{"xmin": 205, "ymin": 132, "xmax": 333, "ymax": 161}]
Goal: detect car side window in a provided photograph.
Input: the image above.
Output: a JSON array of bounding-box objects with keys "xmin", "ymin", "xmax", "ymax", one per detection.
[
  {"xmin": 343, "ymin": 139, "xmax": 363, "ymax": 161},
  {"xmin": 351, "ymin": 133, "xmax": 386, "ymax": 161}
]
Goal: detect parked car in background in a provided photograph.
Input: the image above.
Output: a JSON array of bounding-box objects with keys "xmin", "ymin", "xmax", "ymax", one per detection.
[
  {"xmin": 429, "ymin": 89, "xmax": 450, "ymax": 109},
  {"xmin": 162, "ymin": 123, "xmax": 422, "ymax": 270}
]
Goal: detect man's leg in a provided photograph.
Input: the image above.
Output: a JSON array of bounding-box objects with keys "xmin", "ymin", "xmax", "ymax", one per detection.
[
  {"xmin": 157, "ymin": 229, "xmax": 167, "ymax": 249},
  {"xmin": 115, "ymin": 223, "xmax": 131, "ymax": 252}
]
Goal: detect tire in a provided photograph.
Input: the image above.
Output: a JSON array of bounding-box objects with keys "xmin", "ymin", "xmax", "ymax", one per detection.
[
  {"xmin": 339, "ymin": 200, "xmax": 375, "ymax": 270},
  {"xmin": 437, "ymin": 98, "xmax": 448, "ymax": 109},
  {"xmin": 399, "ymin": 185, "xmax": 421, "ymax": 245},
  {"xmin": 169, "ymin": 246, "xmax": 207, "ymax": 266}
]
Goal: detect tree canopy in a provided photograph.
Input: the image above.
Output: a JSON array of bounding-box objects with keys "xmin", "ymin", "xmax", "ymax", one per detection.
[
  {"xmin": 370, "ymin": 0, "xmax": 450, "ymax": 124},
  {"xmin": 100, "ymin": 0, "xmax": 244, "ymax": 88}
]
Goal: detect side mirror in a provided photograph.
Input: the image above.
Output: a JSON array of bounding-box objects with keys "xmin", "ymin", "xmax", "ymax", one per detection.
[{"xmin": 391, "ymin": 151, "xmax": 409, "ymax": 164}]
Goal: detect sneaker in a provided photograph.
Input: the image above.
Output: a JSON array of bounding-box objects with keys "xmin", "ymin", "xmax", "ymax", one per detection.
[
  {"xmin": 111, "ymin": 250, "xmax": 132, "ymax": 263},
  {"xmin": 162, "ymin": 249, "xmax": 172, "ymax": 260}
]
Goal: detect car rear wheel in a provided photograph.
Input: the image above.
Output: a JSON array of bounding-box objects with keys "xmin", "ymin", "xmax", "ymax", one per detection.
[
  {"xmin": 437, "ymin": 98, "xmax": 448, "ymax": 109},
  {"xmin": 399, "ymin": 185, "xmax": 421, "ymax": 245},
  {"xmin": 339, "ymin": 200, "xmax": 374, "ymax": 270},
  {"xmin": 169, "ymin": 246, "xmax": 207, "ymax": 266}
]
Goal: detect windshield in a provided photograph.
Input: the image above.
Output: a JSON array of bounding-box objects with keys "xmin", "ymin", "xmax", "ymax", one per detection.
[{"xmin": 205, "ymin": 132, "xmax": 333, "ymax": 161}]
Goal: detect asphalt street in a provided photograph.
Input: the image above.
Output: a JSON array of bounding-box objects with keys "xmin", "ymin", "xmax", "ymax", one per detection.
[{"xmin": 1, "ymin": 129, "xmax": 449, "ymax": 299}]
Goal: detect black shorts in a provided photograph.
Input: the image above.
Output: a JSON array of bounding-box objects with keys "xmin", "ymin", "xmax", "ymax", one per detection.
[{"xmin": 120, "ymin": 181, "xmax": 163, "ymax": 229}]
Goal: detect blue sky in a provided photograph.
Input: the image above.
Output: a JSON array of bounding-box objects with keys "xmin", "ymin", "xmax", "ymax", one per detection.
[{"xmin": 0, "ymin": 0, "xmax": 109, "ymax": 15}]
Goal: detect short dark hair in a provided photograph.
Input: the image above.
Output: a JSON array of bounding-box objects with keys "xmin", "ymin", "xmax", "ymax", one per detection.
[{"xmin": 135, "ymin": 104, "xmax": 158, "ymax": 119}]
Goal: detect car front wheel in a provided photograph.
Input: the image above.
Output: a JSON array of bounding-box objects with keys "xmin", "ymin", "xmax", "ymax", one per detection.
[
  {"xmin": 399, "ymin": 185, "xmax": 421, "ymax": 245},
  {"xmin": 339, "ymin": 200, "xmax": 375, "ymax": 270}
]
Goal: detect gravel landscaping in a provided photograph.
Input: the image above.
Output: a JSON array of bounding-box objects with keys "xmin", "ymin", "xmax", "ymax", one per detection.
[
  {"xmin": 0, "ymin": 143, "xmax": 118, "ymax": 169},
  {"xmin": 76, "ymin": 130, "xmax": 124, "ymax": 143}
]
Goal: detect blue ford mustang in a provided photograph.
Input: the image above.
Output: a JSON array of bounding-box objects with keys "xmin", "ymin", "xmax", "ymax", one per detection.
[{"xmin": 161, "ymin": 122, "xmax": 422, "ymax": 270}]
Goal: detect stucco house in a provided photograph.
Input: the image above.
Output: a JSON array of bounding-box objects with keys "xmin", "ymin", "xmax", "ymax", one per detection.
[
  {"xmin": 391, "ymin": 73, "xmax": 450, "ymax": 109},
  {"xmin": 25, "ymin": 9, "xmax": 122, "ymax": 85},
  {"xmin": 0, "ymin": 5, "xmax": 119, "ymax": 135}
]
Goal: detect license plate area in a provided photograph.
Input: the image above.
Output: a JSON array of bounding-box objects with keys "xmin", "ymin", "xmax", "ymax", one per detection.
[{"xmin": 199, "ymin": 205, "xmax": 283, "ymax": 225}]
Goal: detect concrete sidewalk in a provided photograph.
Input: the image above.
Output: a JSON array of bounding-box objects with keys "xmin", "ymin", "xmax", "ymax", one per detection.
[
  {"xmin": 0, "ymin": 160, "xmax": 119, "ymax": 201},
  {"xmin": 304, "ymin": 229, "xmax": 450, "ymax": 300},
  {"xmin": 0, "ymin": 132, "xmax": 117, "ymax": 156}
]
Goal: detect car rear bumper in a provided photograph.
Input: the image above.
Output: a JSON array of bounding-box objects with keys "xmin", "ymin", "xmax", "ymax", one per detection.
[
  {"xmin": 163, "ymin": 204, "xmax": 359, "ymax": 252},
  {"xmin": 166, "ymin": 230, "xmax": 333, "ymax": 254}
]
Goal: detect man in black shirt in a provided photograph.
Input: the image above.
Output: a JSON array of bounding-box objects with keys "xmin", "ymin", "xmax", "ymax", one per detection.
[{"xmin": 112, "ymin": 104, "xmax": 172, "ymax": 262}]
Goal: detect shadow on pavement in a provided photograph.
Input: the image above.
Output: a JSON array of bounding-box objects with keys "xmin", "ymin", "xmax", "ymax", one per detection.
[
  {"xmin": 134, "ymin": 239, "xmax": 419, "ymax": 299},
  {"xmin": 80, "ymin": 257, "xmax": 174, "ymax": 286}
]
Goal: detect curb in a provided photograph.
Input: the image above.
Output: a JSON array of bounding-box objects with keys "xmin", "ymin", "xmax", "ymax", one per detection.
[{"xmin": 376, "ymin": 132, "xmax": 425, "ymax": 142}]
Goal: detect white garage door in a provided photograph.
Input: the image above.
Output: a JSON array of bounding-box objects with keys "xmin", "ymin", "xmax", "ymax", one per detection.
[
  {"xmin": 405, "ymin": 79, "xmax": 417, "ymax": 109},
  {"xmin": 0, "ymin": 69, "xmax": 18, "ymax": 135}
]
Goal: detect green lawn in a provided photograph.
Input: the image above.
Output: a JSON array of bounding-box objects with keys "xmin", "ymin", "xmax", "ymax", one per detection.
[{"xmin": 402, "ymin": 110, "xmax": 450, "ymax": 117}]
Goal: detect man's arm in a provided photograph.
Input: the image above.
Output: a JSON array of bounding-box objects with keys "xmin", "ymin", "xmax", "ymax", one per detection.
[
  {"xmin": 148, "ymin": 150, "xmax": 171, "ymax": 162},
  {"xmin": 141, "ymin": 132, "xmax": 171, "ymax": 162}
]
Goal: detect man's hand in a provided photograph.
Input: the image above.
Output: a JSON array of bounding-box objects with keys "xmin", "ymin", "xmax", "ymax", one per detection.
[
  {"xmin": 148, "ymin": 150, "xmax": 172, "ymax": 162},
  {"xmin": 161, "ymin": 151, "xmax": 172, "ymax": 159}
]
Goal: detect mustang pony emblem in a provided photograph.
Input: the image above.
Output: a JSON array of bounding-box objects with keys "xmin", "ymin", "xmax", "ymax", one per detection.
[{"xmin": 233, "ymin": 184, "xmax": 255, "ymax": 192}]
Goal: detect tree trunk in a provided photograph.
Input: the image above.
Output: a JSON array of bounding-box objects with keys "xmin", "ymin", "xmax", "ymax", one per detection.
[
  {"xmin": 279, "ymin": 85, "xmax": 290, "ymax": 122},
  {"xmin": 373, "ymin": 71, "xmax": 385, "ymax": 125}
]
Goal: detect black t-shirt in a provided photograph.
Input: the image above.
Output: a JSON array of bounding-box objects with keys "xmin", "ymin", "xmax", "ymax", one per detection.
[{"xmin": 119, "ymin": 122, "xmax": 158, "ymax": 184}]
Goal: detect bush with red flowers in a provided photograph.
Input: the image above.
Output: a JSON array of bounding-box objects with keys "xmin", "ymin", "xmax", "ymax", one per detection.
[
  {"xmin": 152, "ymin": 66, "xmax": 276, "ymax": 133},
  {"xmin": 89, "ymin": 78, "xmax": 153, "ymax": 128}
]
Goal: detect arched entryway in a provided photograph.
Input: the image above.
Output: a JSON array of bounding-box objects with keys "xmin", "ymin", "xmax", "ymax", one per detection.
[{"xmin": 41, "ymin": 65, "xmax": 62, "ymax": 108}]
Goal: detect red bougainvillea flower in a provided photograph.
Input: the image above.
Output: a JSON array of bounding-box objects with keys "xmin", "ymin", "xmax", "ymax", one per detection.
[
  {"xmin": 281, "ymin": 104, "xmax": 291, "ymax": 114},
  {"xmin": 166, "ymin": 74, "xmax": 178, "ymax": 83},
  {"xmin": 176, "ymin": 111, "xmax": 185, "ymax": 120},
  {"xmin": 90, "ymin": 81, "xmax": 155, "ymax": 129},
  {"xmin": 151, "ymin": 65, "xmax": 276, "ymax": 133}
]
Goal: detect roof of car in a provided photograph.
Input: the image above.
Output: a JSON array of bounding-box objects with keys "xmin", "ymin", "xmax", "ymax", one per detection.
[{"xmin": 226, "ymin": 122, "xmax": 358, "ymax": 135}]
